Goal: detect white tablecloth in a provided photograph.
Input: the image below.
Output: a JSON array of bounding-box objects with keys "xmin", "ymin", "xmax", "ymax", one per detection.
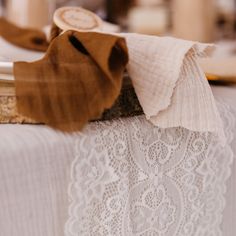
[{"xmin": 0, "ymin": 86, "xmax": 235, "ymax": 236}]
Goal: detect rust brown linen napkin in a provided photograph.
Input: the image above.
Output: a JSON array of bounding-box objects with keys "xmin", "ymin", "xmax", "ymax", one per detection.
[
  {"xmin": 0, "ymin": 17, "xmax": 48, "ymax": 51},
  {"xmin": 13, "ymin": 30, "xmax": 128, "ymax": 132}
]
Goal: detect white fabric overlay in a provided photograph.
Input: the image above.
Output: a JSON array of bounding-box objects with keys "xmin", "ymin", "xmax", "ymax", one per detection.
[
  {"xmin": 0, "ymin": 90, "xmax": 235, "ymax": 236},
  {"xmin": 122, "ymin": 34, "xmax": 224, "ymax": 139},
  {"xmin": 65, "ymin": 100, "xmax": 235, "ymax": 236}
]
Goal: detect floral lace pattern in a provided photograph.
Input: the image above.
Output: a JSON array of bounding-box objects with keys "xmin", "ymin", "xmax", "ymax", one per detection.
[{"xmin": 66, "ymin": 100, "xmax": 235, "ymax": 236}]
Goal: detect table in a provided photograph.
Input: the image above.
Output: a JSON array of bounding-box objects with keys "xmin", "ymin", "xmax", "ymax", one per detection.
[{"xmin": 0, "ymin": 85, "xmax": 235, "ymax": 236}]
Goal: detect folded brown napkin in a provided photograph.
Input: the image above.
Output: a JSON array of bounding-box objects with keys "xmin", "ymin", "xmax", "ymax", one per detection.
[
  {"xmin": 0, "ymin": 17, "xmax": 48, "ymax": 51},
  {"xmin": 13, "ymin": 30, "xmax": 128, "ymax": 131}
]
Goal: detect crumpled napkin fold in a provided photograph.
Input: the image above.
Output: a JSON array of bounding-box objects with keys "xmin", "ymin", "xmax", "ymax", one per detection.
[
  {"xmin": 122, "ymin": 33, "xmax": 224, "ymax": 140},
  {"xmin": 14, "ymin": 31, "xmax": 128, "ymax": 131}
]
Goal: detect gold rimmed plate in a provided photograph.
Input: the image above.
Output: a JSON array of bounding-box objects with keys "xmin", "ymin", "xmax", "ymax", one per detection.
[
  {"xmin": 200, "ymin": 56, "xmax": 236, "ymax": 84},
  {"xmin": 206, "ymin": 73, "xmax": 236, "ymax": 84}
]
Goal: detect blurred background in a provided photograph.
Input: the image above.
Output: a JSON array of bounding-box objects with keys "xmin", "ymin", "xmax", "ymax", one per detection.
[{"xmin": 0, "ymin": 0, "xmax": 235, "ymax": 43}]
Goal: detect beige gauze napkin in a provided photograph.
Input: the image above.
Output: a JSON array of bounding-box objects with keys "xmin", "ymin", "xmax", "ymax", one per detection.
[{"xmin": 122, "ymin": 33, "xmax": 224, "ymax": 140}]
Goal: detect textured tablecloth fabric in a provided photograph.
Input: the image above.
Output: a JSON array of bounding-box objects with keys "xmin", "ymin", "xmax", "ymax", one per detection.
[
  {"xmin": 0, "ymin": 33, "xmax": 235, "ymax": 235},
  {"xmin": 0, "ymin": 86, "xmax": 235, "ymax": 236}
]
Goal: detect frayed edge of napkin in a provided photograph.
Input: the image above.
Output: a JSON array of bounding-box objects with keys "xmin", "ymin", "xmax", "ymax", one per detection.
[
  {"xmin": 147, "ymin": 41, "xmax": 216, "ymax": 118},
  {"xmin": 123, "ymin": 34, "xmax": 225, "ymax": 144}
]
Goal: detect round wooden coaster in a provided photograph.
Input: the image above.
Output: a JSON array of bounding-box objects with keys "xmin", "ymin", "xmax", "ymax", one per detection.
[{"xmin": 53, "ymin": 7, "xmax": 103, "ymax": 32}]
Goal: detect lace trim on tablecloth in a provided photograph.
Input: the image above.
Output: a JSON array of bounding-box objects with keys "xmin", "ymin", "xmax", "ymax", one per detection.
[{"xmin": 65, "ymin": 99, "xmax": 235, "ymax": 236}]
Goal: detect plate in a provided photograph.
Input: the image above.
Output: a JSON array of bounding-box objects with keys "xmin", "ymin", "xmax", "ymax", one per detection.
[
  {"xmin": 200, "ymin": 57, "xmax": 236, "ymax": 83},
  {"xmin": 0, "ymin": 62, "xmax": 14, "ymax": 75},
  {"xmin": 199, "ymin": 41, "xmax": 236, "ymax": 83}
]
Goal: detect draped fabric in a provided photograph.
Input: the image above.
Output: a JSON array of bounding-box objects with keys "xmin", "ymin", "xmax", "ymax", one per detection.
[
  {"xmin": 0, "ymin": 94, "xmax": 235, "ymax": 236},
  {"xmin": 65, "ymin": 99, "xmax": 235, "ymax": 236},
  {"xmin": 14, "ymin": 31, "xmax": 128, "ymax": 131},
  {"xmin": 0, "ymin": 17, "xmax": 223, "ymax": 137}
]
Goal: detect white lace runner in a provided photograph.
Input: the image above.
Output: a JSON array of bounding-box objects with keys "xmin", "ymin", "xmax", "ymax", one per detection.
[{"xmin": 65, "ymin": 100, "xmax": 235, "ymax": 236}]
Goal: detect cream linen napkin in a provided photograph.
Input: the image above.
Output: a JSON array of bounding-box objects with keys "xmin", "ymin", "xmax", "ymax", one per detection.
[{"xmin": 122, "ymin": 33, "xmax": 224, "ymax": 139}]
